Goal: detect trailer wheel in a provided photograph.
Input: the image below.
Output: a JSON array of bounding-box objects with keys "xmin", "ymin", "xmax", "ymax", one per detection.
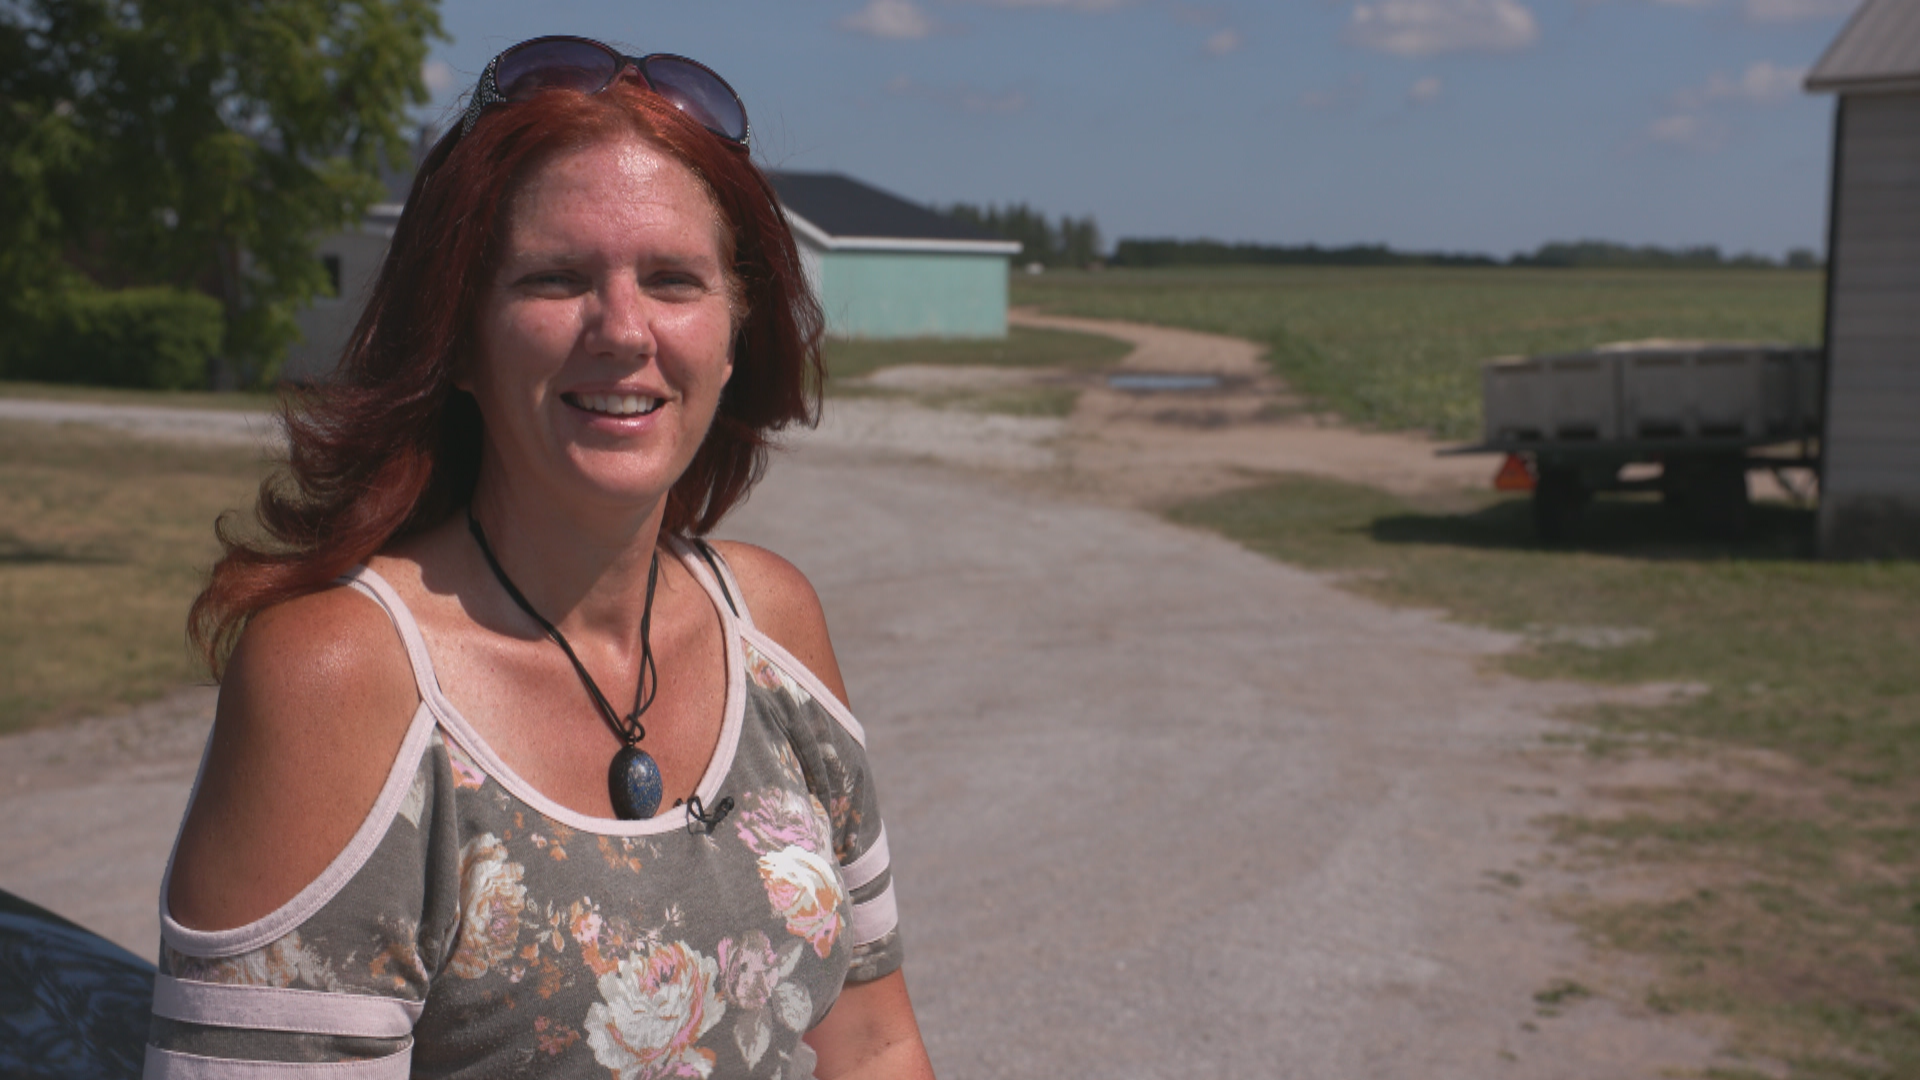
[
  {"xmin": 1532, "ymin": 467, "xmax": 1588, "ymax": 544},
  {"xmin": 1694, "ymin": 459, "xmax": 1750, "ymax": 541},
  {"xmin": 1664, "ymin": 458, "xmax": 1750, "ymax": 540}
]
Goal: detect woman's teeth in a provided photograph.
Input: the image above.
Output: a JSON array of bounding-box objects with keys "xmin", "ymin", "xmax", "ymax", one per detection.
[{"xmin": 569, "ymin": 393, "xmax": 661, "ymax": 417}]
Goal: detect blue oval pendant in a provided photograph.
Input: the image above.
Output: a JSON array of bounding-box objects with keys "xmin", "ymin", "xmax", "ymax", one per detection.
[{"xmin": 609, "ymin": 746, "xmax": 663, "ymax": 820}]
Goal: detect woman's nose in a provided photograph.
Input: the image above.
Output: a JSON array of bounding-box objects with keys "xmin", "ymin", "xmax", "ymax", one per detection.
[{"xmin": 590, "ymin": 279, "xmax": 654, "ymax": 361}]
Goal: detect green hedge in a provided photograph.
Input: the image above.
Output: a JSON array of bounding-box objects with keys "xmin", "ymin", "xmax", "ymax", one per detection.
[{"xmin": 3, "ymin": 287, "xmax": 222, "ymax": 390}]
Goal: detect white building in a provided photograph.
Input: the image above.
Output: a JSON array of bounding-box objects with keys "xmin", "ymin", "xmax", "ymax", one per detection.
[{"xmin": 1806, "ymin": 0, "xmax": 1920, "ymax": 558}]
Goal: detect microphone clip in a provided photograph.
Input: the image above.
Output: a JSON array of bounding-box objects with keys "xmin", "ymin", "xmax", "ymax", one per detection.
[{"xmin": 685, "ymin": 794, "xmax": 735, "ymax": 835}]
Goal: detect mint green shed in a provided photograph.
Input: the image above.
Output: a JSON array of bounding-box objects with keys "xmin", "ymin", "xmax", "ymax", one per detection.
[{"xmin": 767, "ymin": 172, "xmax": 1021, "ymax": 340}]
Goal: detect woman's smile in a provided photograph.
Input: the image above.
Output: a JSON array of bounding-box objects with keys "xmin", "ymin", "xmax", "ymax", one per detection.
[{"xmin": 562, "ymin": 391, "xmax": 665, "ymax": 418}]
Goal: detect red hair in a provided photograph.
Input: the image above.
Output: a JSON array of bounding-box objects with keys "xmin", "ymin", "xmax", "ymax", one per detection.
[{"xmin": 189, "ymin": 82, "xmax": 824, "ymax": 672}]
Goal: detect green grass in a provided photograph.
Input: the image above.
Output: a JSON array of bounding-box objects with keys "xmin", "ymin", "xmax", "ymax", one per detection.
[
  {"xmin": 1171, "ymin": 475, "xmax": 1920, "ymax": 1078},
  {"xmin": 821, "ymin": 324, "xmax": 1131, "ymax": 382},
  {"xmin": 1014, "ymin": 266, "xmax": 1824, "ymax": 439},
  {"xmin": 0, "ymin": 421, "xmax": 267, "ymax": 733},
  {"xmin": 0, "ymin": 379, "xmax": 280, "ymax": 412}
]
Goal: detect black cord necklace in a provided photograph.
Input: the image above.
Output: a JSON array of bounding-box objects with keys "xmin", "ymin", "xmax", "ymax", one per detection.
[{"xmin": 467, "ymin": 508, "xmax": 665, "ymax": 820}]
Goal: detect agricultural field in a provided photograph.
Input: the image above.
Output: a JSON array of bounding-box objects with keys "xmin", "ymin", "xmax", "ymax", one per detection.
[{"xmin": 1014, "ymin": 265, "xmax": 1826, "ymax": 440}]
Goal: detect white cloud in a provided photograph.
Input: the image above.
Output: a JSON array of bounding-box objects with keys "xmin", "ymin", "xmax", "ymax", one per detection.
[
  {"xmin": 1346, "ymin": 0, "xmax": 1539, "ymax": 56},
  {"xmin": 1672, "ymin": 60, "xmax": 1807, "ymax": 109},
  {"xmin": 1744, "ymin": 0, "xmax": 1857, "ymax": 22},
  {"xmin": 1407, "ymin": 76, "xmax": 1444, "ymax": 104},
  {"xmin": 1648, "ymin": 111, "xmax": 1725, "ymax": 150},
  {"xmin": 1709, "ymin": 60, "xmax": 1806, "ymax": 103},
  {"xmin": 422, "ymin": 59, "xmax": 459, "ymax": 96},
  {"xmin": 1204, "ymin": 28, "xmax": 1243, "ymax": 55},
  {"xmin": 1648, "ymin": 61, "xmax": 1800, "ymax": 152},
  {"xmin": 841, "ymin": 0, "xmax": 937, "ymax": 39}
]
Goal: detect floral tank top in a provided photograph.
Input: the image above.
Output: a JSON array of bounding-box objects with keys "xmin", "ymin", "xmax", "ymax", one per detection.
[{"xmin": 143, "ymin": 541, "xmax": 905, "ymax": 1079}]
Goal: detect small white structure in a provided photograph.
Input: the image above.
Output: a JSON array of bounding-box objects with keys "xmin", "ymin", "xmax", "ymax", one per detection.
[
  {"xmin": 765, "ymin": 171, "xmax": 1022, "ymax": 340},
  {"xmin": 1806, "ymin": 0, "xmax": 1920, "ymax": 558},
  {"xmin": 281, "ymin": 201, "xmax": 401, "ymax": 384}
]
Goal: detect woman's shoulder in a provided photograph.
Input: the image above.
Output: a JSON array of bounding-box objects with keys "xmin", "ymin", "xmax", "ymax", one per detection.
[
  {"xmin": 705, "ymin": 540, "xmax": 850, "ymax": 709},
  {"xmin": 166, "ymin": 582, "xmax": 422, "ymax": 932},
  {"xmin": 226, "ymin": 580, "xmax": 420, "ymax": 725}
]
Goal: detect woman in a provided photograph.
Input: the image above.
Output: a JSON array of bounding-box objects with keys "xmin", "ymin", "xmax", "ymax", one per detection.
[{"xmin": 147, "ymin": 37, "xmax": 934, "ymax": 1080}]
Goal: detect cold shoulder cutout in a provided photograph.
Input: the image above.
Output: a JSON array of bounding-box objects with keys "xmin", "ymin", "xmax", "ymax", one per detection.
[{"xmin": 163, "ymin": 584, "xmax": 421, "ymax": 934}]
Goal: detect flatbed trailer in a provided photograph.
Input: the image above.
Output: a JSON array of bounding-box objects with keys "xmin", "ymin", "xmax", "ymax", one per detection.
[{"xmin": 1442, "ymin": 343, "xmax": 1823, "ymax": 541}]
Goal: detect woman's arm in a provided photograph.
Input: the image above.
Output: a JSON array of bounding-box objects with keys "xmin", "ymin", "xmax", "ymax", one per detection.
[
  {"xmin": 805, "ymin": 969, "xmax": 936, "ymax": 1080},
  {"xmin": 166, "ymin": 586, "xmax": 420, "ymax": 931}
]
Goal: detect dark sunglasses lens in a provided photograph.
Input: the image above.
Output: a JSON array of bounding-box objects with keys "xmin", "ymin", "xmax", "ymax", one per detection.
[
  {"xmin": 496, "ymin": 39, "xmax": 621, "ymax": 101},
  {"xmin": 642, "ymin": 56, "xmax": 748, "ymax": 142}
]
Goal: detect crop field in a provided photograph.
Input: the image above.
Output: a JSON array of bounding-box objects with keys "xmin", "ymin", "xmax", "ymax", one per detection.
[{"xmin": 1014, "ymin": 266, "xmax": 1825, "ymax": 440}]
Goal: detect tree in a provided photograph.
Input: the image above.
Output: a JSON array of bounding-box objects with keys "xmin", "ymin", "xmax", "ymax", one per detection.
[
  {"xmin": 943, "ymin": 201, "xmax": 1104, "ymax": 268},
  {"xmin": 1058, "ymin": 215, "xmax": 1101, "ymax": 269},
  {"xmin": 1, "ymin": 0, "xmax": 443, "ymax": 385}
]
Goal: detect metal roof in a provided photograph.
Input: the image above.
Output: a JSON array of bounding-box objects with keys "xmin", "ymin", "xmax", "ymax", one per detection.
[
  {"xmin": 764, "ymin": 171, "xmax": 1021, "ymax": 254},
  {"xmin": 1806, "ymin": 0, "xmax": 1920, "ymax": 93}
]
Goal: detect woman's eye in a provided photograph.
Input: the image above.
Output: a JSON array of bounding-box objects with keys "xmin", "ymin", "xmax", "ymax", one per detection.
[
  {"xmin": 650, "ymin": 273, "xmax": 708, "ymax": 296},
  {"xmin": 517, "ymin": 270, "xmax": 581, "ymax": 291}
]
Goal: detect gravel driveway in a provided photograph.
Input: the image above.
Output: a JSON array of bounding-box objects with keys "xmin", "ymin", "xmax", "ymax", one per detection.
[{"xmin": 0, "ymin": 326, "xmax": 1745, "ymax": 1077}]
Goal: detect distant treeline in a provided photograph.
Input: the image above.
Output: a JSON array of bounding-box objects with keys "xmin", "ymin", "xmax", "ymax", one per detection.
[
  {"xmin": 1113, "ymin": 239, "xmax": 1496, "ymax": 268},
  {"xmin": 937, "ymin": 204, "xmax": 1824, "ymax": 271},
  {"xmin": 943, "ymin": 203, "xmax": 1102, "ymax": 268},
  {"xmin": 1112, "ymin": 237, "xmax": 1822, "ymax": 270},
  {"xmin": 1511, "ymin": 240, "xmax": 1821, "ymax": 270}
]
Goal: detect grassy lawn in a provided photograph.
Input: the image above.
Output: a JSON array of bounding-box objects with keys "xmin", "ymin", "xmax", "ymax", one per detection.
[
  {"xmin": 0, "ymin": 421, "xmax": 267, "ymax": 734},
  {"xmin": 1172, "ymin": 475, "xmax": 1920, "ymax": 1079},
  {"xmin": 1014, "ymin": 266, "xmax": 1824, "ymax": 440}
]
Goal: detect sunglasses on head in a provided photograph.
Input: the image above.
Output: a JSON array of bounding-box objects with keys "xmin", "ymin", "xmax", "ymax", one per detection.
[{"xmin": 459, "ymin": 36, "xmax": 749, "ymax": 148}]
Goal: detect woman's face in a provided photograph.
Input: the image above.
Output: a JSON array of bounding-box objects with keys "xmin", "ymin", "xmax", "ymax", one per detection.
[{"xmin": 467, "ymin": 133, "xmax": 736, "ymax": 519}]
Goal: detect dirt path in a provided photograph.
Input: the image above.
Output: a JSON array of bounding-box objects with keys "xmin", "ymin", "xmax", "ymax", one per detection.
[
  {"xmin": 0, "ymin": 321, "xmax": 1755, "ymax": 1077},
  {"xmin": 1014, "ymin": 309, "xmax": 1495, "ymax": 507},
  {"xmin": 723, "ymin": 443, "xmax": 1736, "ymax": 1079}
]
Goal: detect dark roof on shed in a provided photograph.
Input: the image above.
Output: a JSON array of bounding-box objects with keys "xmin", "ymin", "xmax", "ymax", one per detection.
[
  {"xmin": 765, "ymin": 171, "xmax": 1004, "ymax": 244},
  {"xmin": 1807, "ymin": 0, "xmax": 1920, "ymax": 93}
]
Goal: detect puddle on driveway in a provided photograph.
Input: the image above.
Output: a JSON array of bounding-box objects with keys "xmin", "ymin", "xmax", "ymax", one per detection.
[{"xmin": 1106, "ymin": 372, "xmax": 1224, "ymax": 392}]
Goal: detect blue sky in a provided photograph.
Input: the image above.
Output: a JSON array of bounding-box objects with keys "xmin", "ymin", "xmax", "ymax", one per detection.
[{"xmin": 419, "ymin": 0, "xmax": 1864, "ymax": 260}]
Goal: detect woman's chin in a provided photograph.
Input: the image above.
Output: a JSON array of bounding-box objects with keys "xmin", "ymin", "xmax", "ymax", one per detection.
[{"xmin": 553, "ymin": 453, "xmax": 691, "ymax": 512}]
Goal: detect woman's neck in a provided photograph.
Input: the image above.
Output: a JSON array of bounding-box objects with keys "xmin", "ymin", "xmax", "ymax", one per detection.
[{"xmin": 463, "ymin": 474, "xmax": 671, "ymax": 647}]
